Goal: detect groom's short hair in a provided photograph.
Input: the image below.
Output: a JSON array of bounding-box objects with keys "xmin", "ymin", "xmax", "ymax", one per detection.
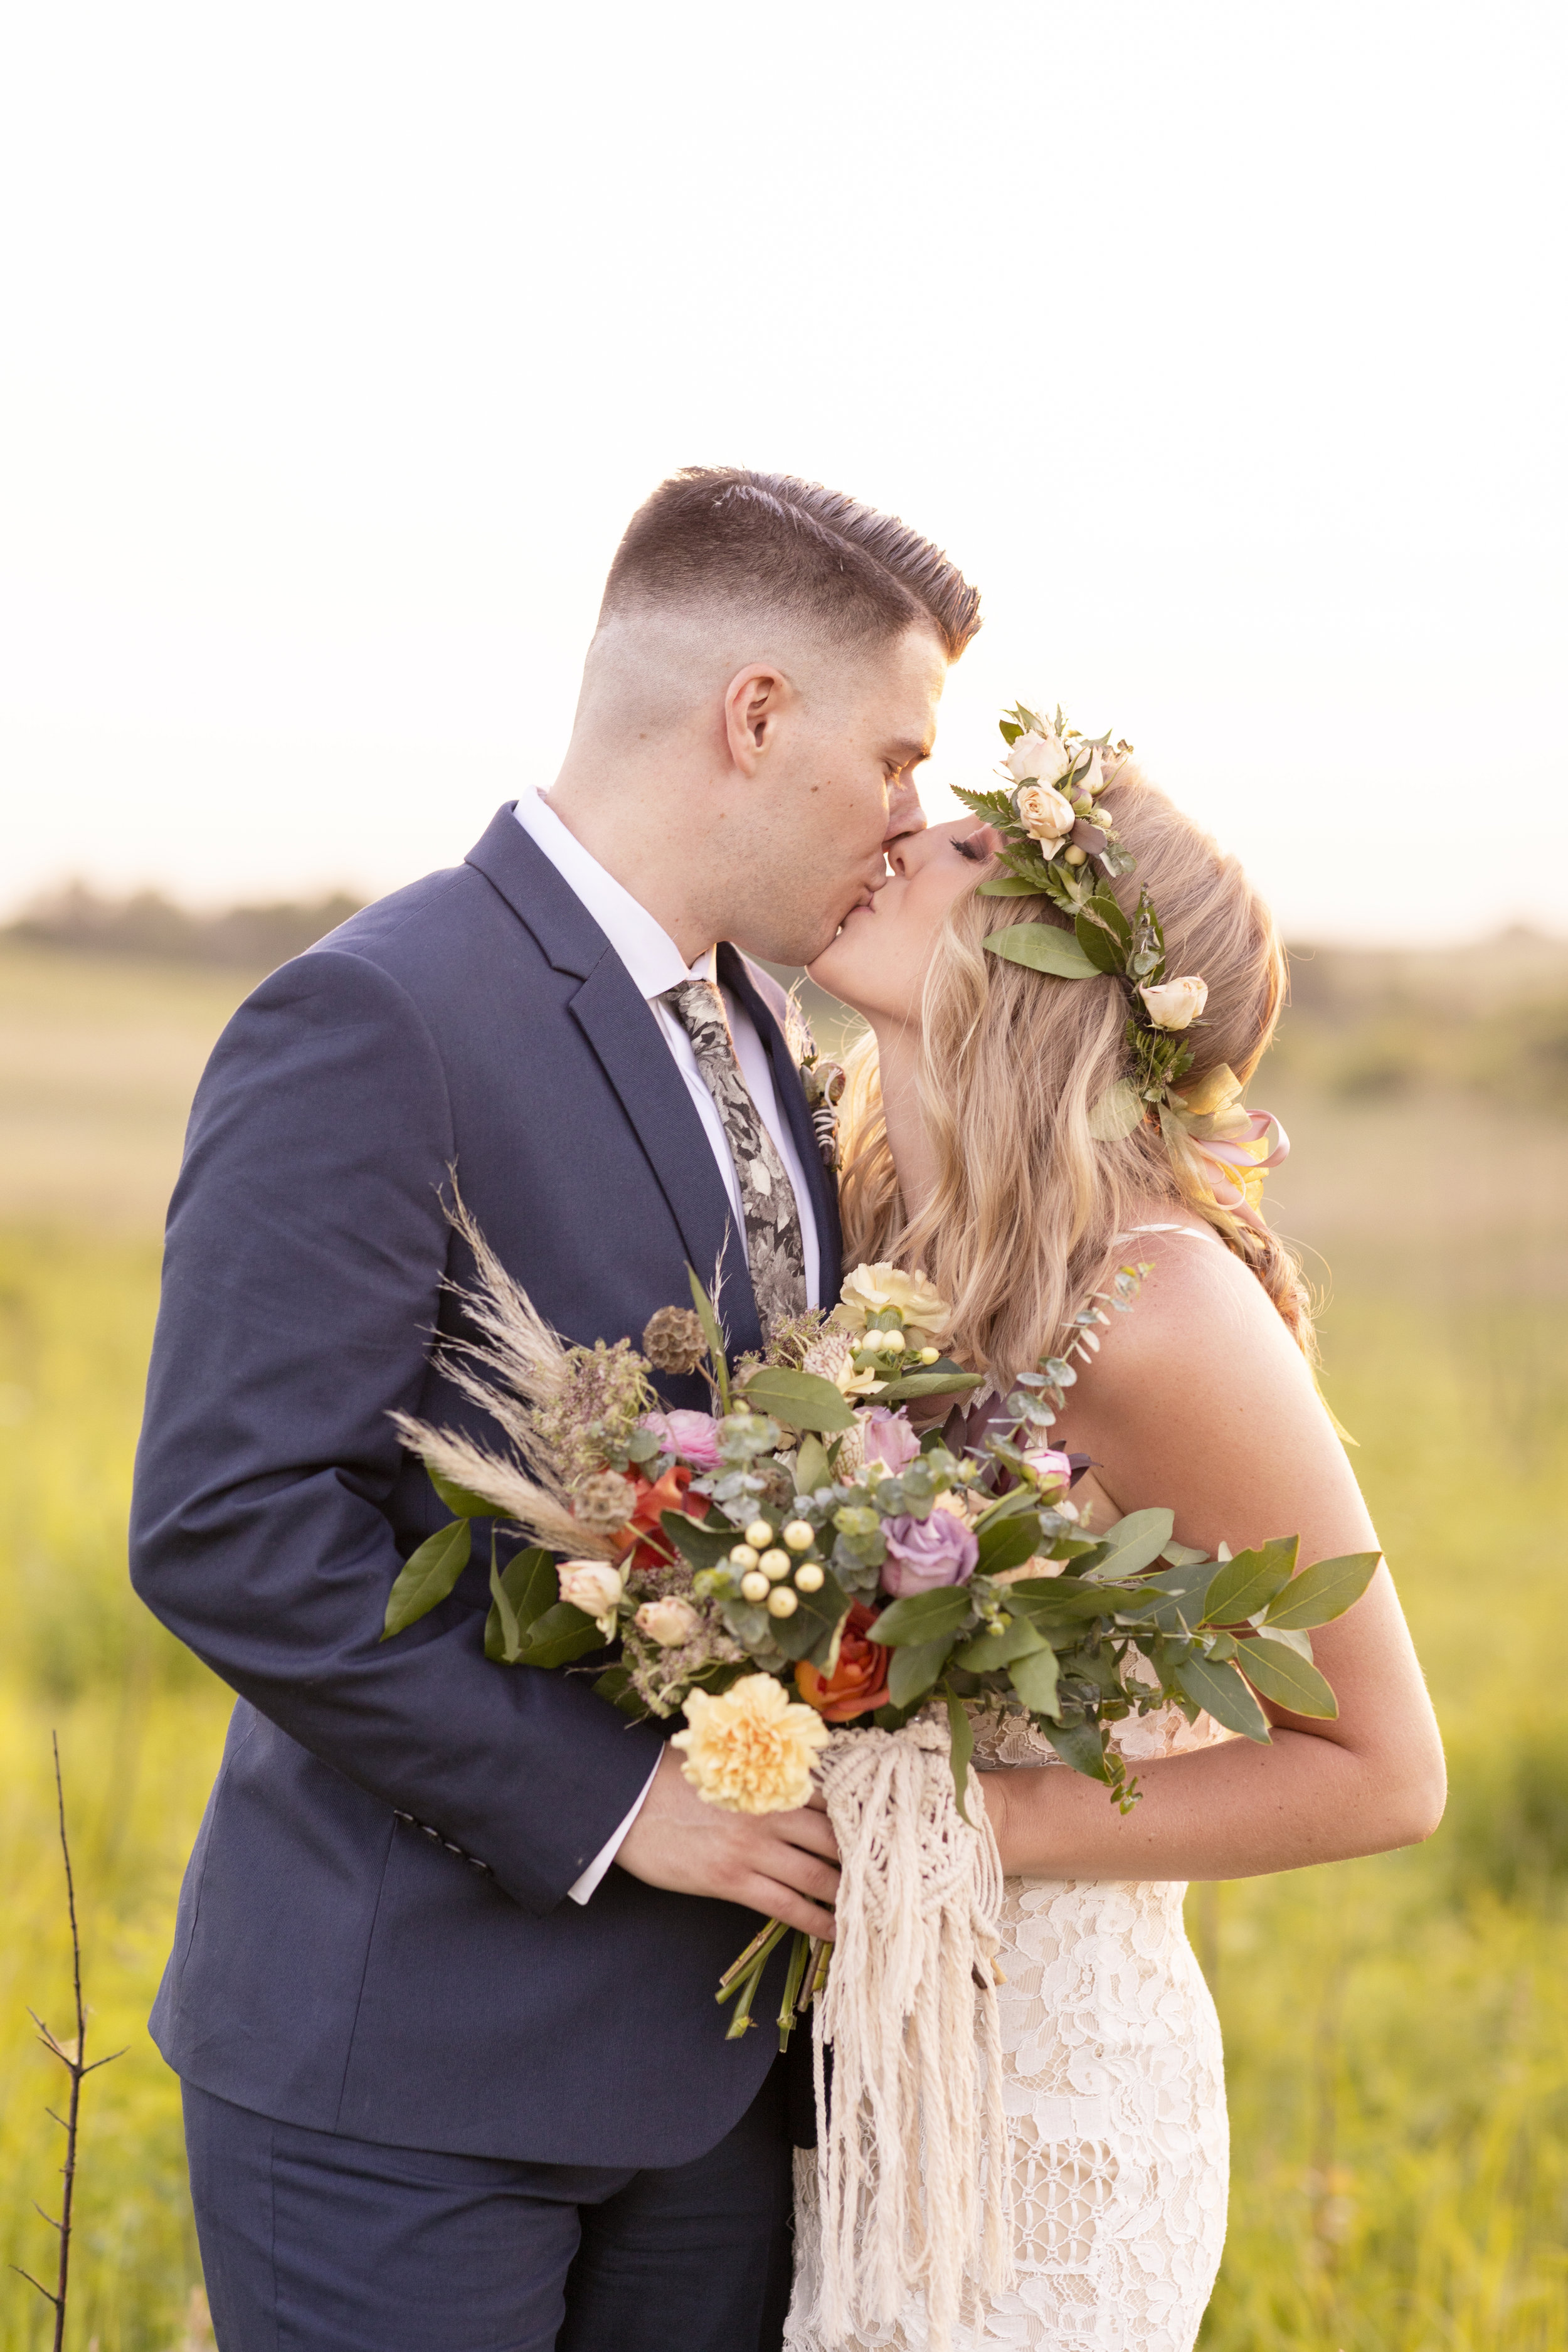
[{"xmin": 600, "ymin": 467, "xmax": 982, "ymax": 659}]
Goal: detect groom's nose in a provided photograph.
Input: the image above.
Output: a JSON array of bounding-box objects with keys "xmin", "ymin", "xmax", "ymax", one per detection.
[{"xmin": 884, "ymin": 773, "xmax": 928, "ymax": 847}]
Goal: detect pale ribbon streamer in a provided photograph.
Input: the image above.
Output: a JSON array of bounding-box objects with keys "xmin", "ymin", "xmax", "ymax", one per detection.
[
  {"xmin": 1162, "ymin": 1062, "xmax": 1290, "ymax": 1222},
  {"xmin": 800, "ymin": 1717, "xmax": 1013, "ymax": 2352}
]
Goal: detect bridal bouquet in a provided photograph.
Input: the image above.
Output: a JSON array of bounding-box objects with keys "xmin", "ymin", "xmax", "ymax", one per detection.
[
  {"xmin": 380, "ymin": 1207, "xmax": 1375, "ymax": 2346},
  {"xmin": 382, "ymin": 1215, "xmax": 1377, "ymax": 2023}
]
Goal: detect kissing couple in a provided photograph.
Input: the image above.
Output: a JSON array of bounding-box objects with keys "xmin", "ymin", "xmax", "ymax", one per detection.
[{"xmin": 132, "ymin": 467, "xmax": 1444, "ymax": 2350}]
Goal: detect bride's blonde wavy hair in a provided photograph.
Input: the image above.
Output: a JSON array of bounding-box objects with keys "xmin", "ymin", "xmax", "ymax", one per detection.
[{"xmin": 837, "ymin": 761, "xmax": 1313, "ymax": 1384}]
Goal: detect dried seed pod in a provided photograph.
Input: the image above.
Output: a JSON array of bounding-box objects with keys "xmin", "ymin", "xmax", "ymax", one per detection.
[
  {"xmin": 641, "ymin": 1305, "xmax": 707, "ymax": 1376},
  {"xmin": 571, "ymin": 1469, "xmax": 635, "ymax": 1535}
]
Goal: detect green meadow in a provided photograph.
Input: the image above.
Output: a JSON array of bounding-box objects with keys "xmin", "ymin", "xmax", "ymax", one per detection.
[{"xmin": 1, "ymin": 933, "xmax": 1566, "ymax": 2349}]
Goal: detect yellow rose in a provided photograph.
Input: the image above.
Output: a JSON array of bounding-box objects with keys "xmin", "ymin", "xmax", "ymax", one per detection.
[
  {"xmin": 1138, "ymin": 975, "xmax": 1209, "ymax": 1031},
  {"xmin": 836, "ymin": 1262, "xmax": 951, "ymax": 1350},
  {"xmin": 670, "ymin": 1673, "xmax": 830, "ymax": 1814},
  {"xmin": 557, "ymin": 1560, "xmax": 626, "ymax": 1638},
  {"xmin": 1005, "ymin": 728, "xmax": 1072, "ymax": 787},
  {"xmin": 634, "ymin": 1596, "xmax": 701, "ymax": 1648},
  {"xmin": 1014, "ymin": 781, "xmax": 1076, "ymax": 852}
]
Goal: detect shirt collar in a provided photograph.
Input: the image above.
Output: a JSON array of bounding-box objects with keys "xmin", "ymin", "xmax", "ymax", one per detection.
[{"xmin": 513, "ymin": 789, "xmax": 716, "ymax": 997}]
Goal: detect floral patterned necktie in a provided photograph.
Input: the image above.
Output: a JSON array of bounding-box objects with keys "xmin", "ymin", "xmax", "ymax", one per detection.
[{"xmin": 663, "ymin": 978, "xmax": 807, "ymax": 1336}]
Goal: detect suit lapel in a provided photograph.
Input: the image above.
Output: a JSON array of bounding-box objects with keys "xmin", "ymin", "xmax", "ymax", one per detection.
[
  {"xmin": 567, "ymin": 958, "xmax": 761, "ymax": 1355},
  {"xmin": 467, "ymin": 808, "xmax": 763, "ymax": 1358},
  {"xmin": 722, "ymin": 949, "xmax": 845, "ymax": 1303}
]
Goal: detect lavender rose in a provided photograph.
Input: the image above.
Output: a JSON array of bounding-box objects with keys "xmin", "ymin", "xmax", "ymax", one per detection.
[
  {"xmin": 859, "ymin": 1407, "xmax": 921, "ymax": 1475},
  {"xmin": 880, "ymin": 1510, "xmax": 979, "ymax": 1597},
  {"xmin": 640, "ymin": 1409, "xmax": 722, "ymax": 1470}
]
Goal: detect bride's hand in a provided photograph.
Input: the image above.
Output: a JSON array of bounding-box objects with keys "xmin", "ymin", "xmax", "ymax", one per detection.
[{"xmin": 615, "ymin": 1744, "xmax": 841, "ymax": 1938}]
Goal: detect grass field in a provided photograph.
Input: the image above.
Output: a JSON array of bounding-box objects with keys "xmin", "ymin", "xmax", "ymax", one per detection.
[{"xmin": 1, "ymin": 938, "xmax": 1565, "ymax": 2349}]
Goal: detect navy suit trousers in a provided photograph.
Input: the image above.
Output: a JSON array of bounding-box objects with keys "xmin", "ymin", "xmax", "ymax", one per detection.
[{"xmin": 183, "ymin": 2065, "xmax": 795, "ymax": 2352}]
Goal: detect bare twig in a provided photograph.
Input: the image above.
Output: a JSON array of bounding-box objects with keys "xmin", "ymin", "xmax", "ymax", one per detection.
[{"xmin": 9, "ymin": 1734, "xmax": 125, "ymax": 2351}]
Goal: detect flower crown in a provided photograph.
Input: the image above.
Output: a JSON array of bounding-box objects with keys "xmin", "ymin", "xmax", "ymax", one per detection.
[{"xmin": 952, "ymin": 701, "xmax": 1288, "ymax": 1216}]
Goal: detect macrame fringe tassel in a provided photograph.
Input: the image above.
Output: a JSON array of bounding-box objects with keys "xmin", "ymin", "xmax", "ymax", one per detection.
[{"xmin": 798, "ymin": 1715, "xmax": 1013, "ymax": 2352}]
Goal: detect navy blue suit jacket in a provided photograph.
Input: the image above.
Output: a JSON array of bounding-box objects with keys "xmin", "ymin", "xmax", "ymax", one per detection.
[{"xmin": 130, "ymin": 807, "xmax": 842, "ymax": 2166}]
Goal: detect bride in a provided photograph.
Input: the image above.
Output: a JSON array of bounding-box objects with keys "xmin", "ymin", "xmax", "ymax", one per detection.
[{"xmin": 790, "ymin": 752, "xmax": 1447, "ymax": 2351}]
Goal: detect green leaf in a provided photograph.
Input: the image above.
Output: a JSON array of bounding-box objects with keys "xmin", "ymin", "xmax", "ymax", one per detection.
[
  {"xmin": 1093, "ymin": 1508, "xmax": 1175, "ymax": 1580},
  {"xmin": 1263, "ymin": 1551, "xmax": 1382, "ymax": 1631},
  {"xmin": 977, "ymin": 874, "xmax": 1044, "ymax": 897},
  {"xmin": 945, "ymin": 1690, "xmax": 975, "ymax": 1826},
  {"xmin": 428, "ymin": 1469, "xmax": 499, "ymax": 1519},
  {"xmin": 1005, "ymin": 1572, "xmax": 1129, "ymax": 1623},
  {"xmin": 998, "ymin": 719, "xmax": 1023, "ymax": 744},
  {"xmin": 1174, "ymin": 1655, "xmax": 1272, "ymax": 1742},
  {"xmin": 1084, "ymin": 887, "xmax": 1132, "ymax": 946},
  {"xmin": 381, "ymin": 1519, "xmax": 471, "ymax": 1639},
  {"xmin": 1199, "ymin": 1537, "xmax": 1298, "ymax": 1625},
  {"xmin": 766, "ymin": 1571, "xmax": 850, "ymax": 1664},
  {"xmin": 686, "ymin": 1264, "xmax": 730, "ymax": 1410},
  {"xmin": 975, "ymin": 1513, "xmax": 1042, "ymax": 1577},
  {"xmin": 1073, "ymin": 909, "xmax": 1127, "ymax": 976},
  {"xmin": 1235, "ymin": 1636, "xmax": 1338, "ymax": 1718},
  {"xmin": 483, "ymin": 1545, "xmax": 557, "ymax": 1661},
  {"xmin": 972, "ymin": 1484, "xmax": 1041, "ymax": 1533},
  {"xmin": 888, "ymin": 1634, "xmax": 954, "ymax": 1708},
  {"xmin": 1087, "ymin": 1079, "xmax": 1144, "ymax": 1142},
  {"xmin": 872, "ymin": 1367, "xmax": 985, "ymax": 1404},
  {"xmin": 872, "ymin": 1587, "xmax": 975, "ymax": 1646},
  {"xmin": 487, "ymin": 1552, "xmax": 522, "ymax": 1662},
  {"xmin": 518, "ymin": 1601, "xmax": 605, "ymax": 1669},
  {"xmin": 739, "ymin": 1366, "xmax": 855, "ymax": 1433},
  {"xmin": 1160, "ymin": 1539, "xmax": 1212, "ymax": 1569},
  {"xmin": 660, "ymin": 1509, "xmax": 738, "ymax": 1573},
  {"xmin": 1009, "ymin": 1644, "xmax": 1062, "ymax": 1719},
  {"xmin": 1041, "ymin": 1716, "xmax": 1113, "ymax": 1782},
  {"xmin": 953, "ymin": 1614, "xmax": 1047, "ymax": 1672},
  {"xmin": 794, "ymin": 1433, "xmax": 832, "ymax": 1495},
  {"xmin": 983, "ymin": 923, "xmax": 1100, "ymax": 981}
]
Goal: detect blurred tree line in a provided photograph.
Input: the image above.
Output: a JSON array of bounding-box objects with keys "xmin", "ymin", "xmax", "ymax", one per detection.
[
  {"xmin": 6, "ymin": 881, "xmax": 363, "ymax": 970},
  {"xmin": 10, "ymin": 886, "xmax": 1568, "ymax": 1118}
]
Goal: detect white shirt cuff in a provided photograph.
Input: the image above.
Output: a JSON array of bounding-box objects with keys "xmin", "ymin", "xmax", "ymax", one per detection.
[{"xmin": 566, "ymin": 1754, "xmax": 663, "ymax": 1905}]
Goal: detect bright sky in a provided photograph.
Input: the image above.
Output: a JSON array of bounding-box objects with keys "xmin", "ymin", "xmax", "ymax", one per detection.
[{"xmin": 2, "ymin": 1, "xmax": 1563, "ymax": 943}]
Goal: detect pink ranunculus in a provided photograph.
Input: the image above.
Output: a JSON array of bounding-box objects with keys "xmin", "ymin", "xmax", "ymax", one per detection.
[
  {"xmin": 640, "ymin": 1409, "xmax": 722, "ymax": 1471},
  {"xmin": 1025, "ymin": 1448, "xmax": 1074, "ymax": 1496},
  {"xmin": 880, "ymin": 1510, "xmax": 979, "ymax": 1597},
  {"xmin": 859, "ymin": 1406, "xmax": 922, "ymax": 1475}
]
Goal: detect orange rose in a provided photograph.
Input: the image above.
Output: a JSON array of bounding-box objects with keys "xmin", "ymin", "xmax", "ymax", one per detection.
[
  {"xmin": 795, "ymin": 1602, "xmax": 893, "ymax": 1724},
  {"xmin": 617, "ymin": 1463, "xmax": 709, "ymax": 1571}
]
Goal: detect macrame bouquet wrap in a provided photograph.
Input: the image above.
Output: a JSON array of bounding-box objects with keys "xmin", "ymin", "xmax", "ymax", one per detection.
[{"xmin": 795, "ymin": 1715, "xmax": 1014, "ymax": 2352}]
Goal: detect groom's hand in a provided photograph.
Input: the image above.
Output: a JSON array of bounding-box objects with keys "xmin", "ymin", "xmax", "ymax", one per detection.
[{"xmin": 615, "ymin": 1747, "xmax": 840, "ymax": 1939}]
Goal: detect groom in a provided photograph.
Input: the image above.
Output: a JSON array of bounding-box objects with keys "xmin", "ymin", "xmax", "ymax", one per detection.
[{"xmin": 130, "ymin": 467, "xmax": 980, "ymax": 2351}]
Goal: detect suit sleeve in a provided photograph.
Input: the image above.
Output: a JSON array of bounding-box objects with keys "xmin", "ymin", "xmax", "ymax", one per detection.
[{"xmin": 129, "ymin": 945, "xmax": 665, "ymax": 1915}]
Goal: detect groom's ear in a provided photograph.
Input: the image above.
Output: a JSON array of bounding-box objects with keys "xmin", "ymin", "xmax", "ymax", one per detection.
[{"xmin": 722, "ymin": 663, "xmax": 794, "ymax": 776}]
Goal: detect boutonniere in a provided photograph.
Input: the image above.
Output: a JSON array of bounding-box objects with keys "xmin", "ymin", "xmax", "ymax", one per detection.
[{"xmin": 783, "ymin": 992, "xmax": 845, "ymax": 1173}]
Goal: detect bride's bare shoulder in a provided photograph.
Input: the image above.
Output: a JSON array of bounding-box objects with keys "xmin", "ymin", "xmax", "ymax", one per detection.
[{"xmin": 1084, "ymin": 1219, "xmax": 1318, "ymax": 1414}]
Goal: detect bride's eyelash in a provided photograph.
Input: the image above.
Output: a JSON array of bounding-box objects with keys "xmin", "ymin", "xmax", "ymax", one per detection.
[{"xmin": 953, "ymin": 832, "xmax": 988, "ymax": 863}]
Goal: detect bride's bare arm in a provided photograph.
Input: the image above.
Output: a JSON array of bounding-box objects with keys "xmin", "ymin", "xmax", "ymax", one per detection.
[{"xmin": 982, "ymin": 1229, "xmax": 1446, "ymax": 1880}]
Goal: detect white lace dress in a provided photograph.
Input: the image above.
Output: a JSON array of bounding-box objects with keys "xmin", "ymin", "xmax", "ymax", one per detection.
[{"xmin": 787, "ymin": 1700, "xmax": 1230, "ymax": 2352}]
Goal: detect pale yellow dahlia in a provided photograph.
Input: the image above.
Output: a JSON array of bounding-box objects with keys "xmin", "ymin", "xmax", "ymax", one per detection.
[
  {"xmin": 835, "ymin": 1263, "xmax": 951, "ymax": 1350},
  {"xmin": 670, "ymin": 1673, "xmax": 830, "ymax": 1814}
]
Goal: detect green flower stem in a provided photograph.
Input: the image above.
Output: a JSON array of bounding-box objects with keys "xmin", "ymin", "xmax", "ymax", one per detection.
[
  {"xmin": 797, "ymin": 1937, "xmax": 826, "ymax": 2015},
  {"xmin": 776, "ymin": 1929, "xmax": 812, "ymax": 2050},
  {"xmin": 717, "ymin": 1915, "xmax": 788, "ymax": 1994}
]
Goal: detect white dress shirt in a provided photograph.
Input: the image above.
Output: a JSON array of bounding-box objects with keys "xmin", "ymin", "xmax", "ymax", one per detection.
[{"xmin": 512, "ymin": 788, "xmax": 823, "ymax": 1901}]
